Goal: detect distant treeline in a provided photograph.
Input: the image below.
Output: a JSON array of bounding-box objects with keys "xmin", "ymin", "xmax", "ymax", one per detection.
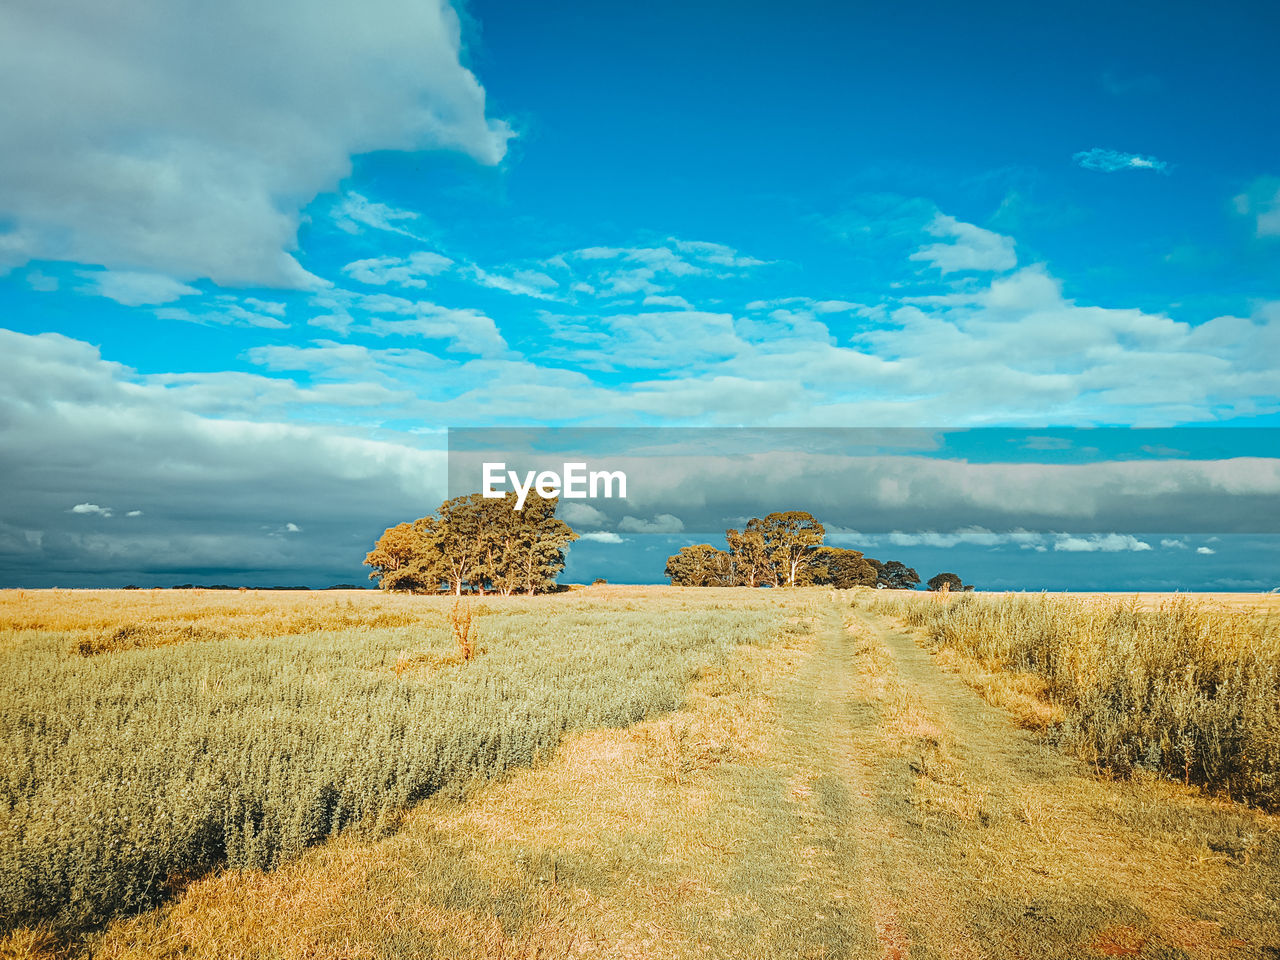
[
  {"xmin": 665, "ymin": 511, "xmax": 971, "ymax": 591},
  {"xmin": 365, "ymin": 492, "xmax": 577, "ymax": 595}
]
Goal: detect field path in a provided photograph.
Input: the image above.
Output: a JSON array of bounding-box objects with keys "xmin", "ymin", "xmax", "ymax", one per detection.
[{"xmin": 755, "ymin": 600, "xmax": 1280, "ymax": 959}]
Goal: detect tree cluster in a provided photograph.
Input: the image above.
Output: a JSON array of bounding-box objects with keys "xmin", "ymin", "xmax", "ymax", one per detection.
[
  {"xmin": 664, "ymin": 511, "xmax": 944, "ymax": 590},
  {"xmin": 365, "ymin": 492, "xmax": 578, "ymax": 595}
]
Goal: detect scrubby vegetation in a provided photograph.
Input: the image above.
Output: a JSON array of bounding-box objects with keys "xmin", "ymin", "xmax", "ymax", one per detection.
[
  {"xmin": 0, "ymin": 589, "xmax": 792, "ymax": 937},
  {"xmin": 867, "ymin": 591, "xmax": 1280, "ymax": 808}
]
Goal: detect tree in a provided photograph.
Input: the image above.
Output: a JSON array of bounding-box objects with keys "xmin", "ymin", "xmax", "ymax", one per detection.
[
  {"xmin": 878, "ymin": 560, "xmax": 920, "ymax": 590},
  {"xmin": 927, "ymin": 572, "xmax": 964, "ymax": 593},
  {"xmin": 665, "ymin": 544, "xmax": 733, "ymax": 586},
  {"xmin": 811, "ymin": 547, "xmax": 878, "ymax": 589},
  {"xmin": 509, "ymin": 494, "xmax": 577, "ymax": 596},
  {"xmin": 365, "ymin": 517, "xmax": 444, "ymax": 593},
  {"xmin": 747, "ymin": 511, "xmax": 825, "ymax": 587},
  {"xmin": 364, "ymin": 492, "xmax": 577, "ymax": 595},
  {"xmin": 436, "ymin": 494, "xmax": 488, "ymax": 596},
  {"xmin": 725, "ymin": 527, "xmax": 772, "ymax": 587}
]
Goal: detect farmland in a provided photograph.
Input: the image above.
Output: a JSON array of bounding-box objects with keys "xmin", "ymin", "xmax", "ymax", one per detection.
[{"xmin": 2, "ymin": 587, "xmax": 1279, "ymax": 958}]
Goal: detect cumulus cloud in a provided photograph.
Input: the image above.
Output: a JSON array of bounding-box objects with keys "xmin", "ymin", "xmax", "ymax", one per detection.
[
  {"xmin": 1052, "ymin": 534, "xmax": 1152, "ymax": 552},
  {"xmin": 0, "ymin": 0, "xmax": 511, "ymax": 287},
  {"xmin": 1196, "ymin": 546, "xmax": 1216, "ymax": 555},
  {"xmin": 1073, "ymin": 148, "xmax": 1169, "ymax": 173},
  {"xmin": 578, "ymin": 531, "xmax": 625, "ymax": 544},
  {"xmin": 558, "ymin": 502, "xmax": 609, "ymax": 528},
  {"xmin": 342, "ymin": 253, "xmax": 454, "ymax": 289},
  {"xmin": 909, "ymin": 214, "xmax": 1017, "ymax": 274},
  {"xmin": 70, "ymin": 503, "xmax": 112, "ymax": 517},
  {"xmin": 77, "ymin": 270, "xmax": 200, "ymax": 306},
  {"xmin": 1161, "ymin": 538, "xmax": 1187, "ymax": 549}
]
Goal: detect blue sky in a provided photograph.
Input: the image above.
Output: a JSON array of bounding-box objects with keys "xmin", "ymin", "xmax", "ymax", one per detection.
[{"xmin": 0, "ymin": 0, "xmax": 1277, "ymax": 588}]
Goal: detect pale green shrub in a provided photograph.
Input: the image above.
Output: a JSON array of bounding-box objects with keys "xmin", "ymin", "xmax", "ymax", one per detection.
[{"xmin": 0, "ymin": 596, "xmax": 793, "ymax": 935}]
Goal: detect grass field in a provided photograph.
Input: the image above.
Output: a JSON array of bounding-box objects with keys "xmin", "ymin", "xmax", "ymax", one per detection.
[
  {"xmin": 2, "ymin": 586, "xmax": 1278, "ymax": 958},
  {"xmin": 868, "ymin": 590, "xmax": 1280, "ymax": 808}
]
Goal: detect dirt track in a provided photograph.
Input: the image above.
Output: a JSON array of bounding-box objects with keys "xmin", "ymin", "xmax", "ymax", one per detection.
[{"xmin": 760, "ymin": 602, "xmax": 1280, "ymax": 959}]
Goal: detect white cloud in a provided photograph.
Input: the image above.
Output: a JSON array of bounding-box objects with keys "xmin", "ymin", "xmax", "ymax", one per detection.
[
  {"xmin": 643, "ymin": 295, "xmax": 694, "ymax": 309},
  {"xmin": 1196, "ymin": 546, "xmax": 1216, "ymax": 555},
  {"xmin": 77, "ymin": 269, "xmax": 200, "ymax": 306},
  {"xmin": 558, "ymin": 502, "xmax": 609, "ymax": 528},
  {"xmin": 342, "ymin": 252, "xmax": 454, "ymax": 289},
  {"xmin": 362, "ymin": 305, "xmax": 507, "ymax": 357},
  {"xmin": 302, "ymin": 289, "xmax": 507, "ymax": 356},
  {"xmin": 578, "ymin": 531, "xmax": 625, "ymax": 544},
  {"xmin": 909, "ymin": 214, "xmax": 1017, "ymax": 274},
  {"xmin": 70, "ymin": 503, "xmax": 112, "ymax": 517},
  {"xmin": 155, "ymin": 299, "xmax": 289, "ymax": 330},
  {"xmin": 285, "ymin": 522, "xmax": 301, "ymax": 533},
  {"xmin": 0, "ymin": 0, "xmax": 511, "ymax": 287},
  {"xmin": 1052, "ymin": 534, "xmax": 1152, "ymax": 553},
  {"xmin": 1160, "ymin": 538, "xmax": 1187, "ymax": 549},
  {"xmin": 126, "ymin": 510, "xmax": 142, "ymax": 517},
  {"xmin": 886, "ymin": 527, "xmax": 1008, "ymax": 548},
  {"xmin": 546, "ymin": 239, "xmax": 766, "ymax": 299},
  {"xmin": 617, "ymin": 513, "xmax": 685, "ymax": 534},
  {"xmin": 544, "ymin": 311, "xmax": 740, "ymax": 371},
  {"xmin": 243, "ymin": 298, "xmax": 287, "ymax": 317},
  {"xmin": 331, "ymin": 194, "xmax": 424, "ymax": 239},
  {"xmin": 1074, "ymin": 148, "xmax": 1169, "ymax": 173},
  {"xmin": 669, "ymin": 239, "xmax": 767, "ymax": 269},
  {"xmin": 467, "ymin": 266, "xmax": 560, "ymax": 299}
]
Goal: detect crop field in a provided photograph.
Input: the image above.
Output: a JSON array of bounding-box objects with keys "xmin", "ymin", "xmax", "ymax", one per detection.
[{"xmin": 2, "ymin": 587, "xmax": 1279, "ymax": 959}]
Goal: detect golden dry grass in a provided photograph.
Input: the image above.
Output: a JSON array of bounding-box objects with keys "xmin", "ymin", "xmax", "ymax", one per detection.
[
  {"xmin": 867, "ymin": 588, "xmax": 1280, "ymax": 807},
  {"xmin": 4, "ymin": 587, "xmax": 1279, "ymax": 959},
  {"xmin": 0, "ymin": 588, "xmax": 436, "ymax": 655}
]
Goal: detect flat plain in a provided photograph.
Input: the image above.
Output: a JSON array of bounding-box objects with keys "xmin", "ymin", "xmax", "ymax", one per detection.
[{"xmin": 1, "ymin": 586, "xmax": 1277, "ymax": 959}]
